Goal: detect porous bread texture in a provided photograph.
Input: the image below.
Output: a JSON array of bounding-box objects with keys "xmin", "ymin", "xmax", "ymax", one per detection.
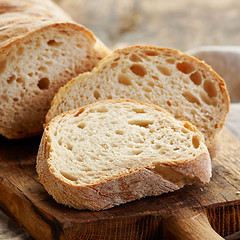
[
  {"xmin": 46, "ymin": 46, "xmax": 230, "ymax": 149},
  {"xmin": 37, "ymin": 99, "xmax": 211, "ymax": 211},
  {"xmin": 0, "ymin": 0, "xmax": 110, "ymax": 139}
]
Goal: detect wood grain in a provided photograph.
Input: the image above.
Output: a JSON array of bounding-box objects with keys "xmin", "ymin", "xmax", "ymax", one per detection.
[
  {"xmin": 163, "ymin": 211, "xmax": 224, "ymax": 239},
  {"xmin": 0, "ymin": 130, "xmax": 239, "ymax": 239}
]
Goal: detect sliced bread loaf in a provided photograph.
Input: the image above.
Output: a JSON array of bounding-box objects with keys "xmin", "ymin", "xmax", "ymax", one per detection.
[
  {"xmin": 46, "ymin": 46, "xmax": 230, "ymax": 153},
  {"xmin": 0, "ymin": 0, "xmax": 110, "ymax": 139},
  {"xmin": 37, "ymin": 99, "xmax": 211, "ymax": 211}
]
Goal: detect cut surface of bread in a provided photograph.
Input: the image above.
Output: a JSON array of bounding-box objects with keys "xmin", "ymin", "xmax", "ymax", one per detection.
[
  {"xmin": 46, "ymin": 46, "xmax": 230, "ymax": 149},
  {"xmin": 0, "ymin": 0, "xmax": 110, "ymax": 139},
  {"xmin": 37, "ymin": 99, "xmax": 211, "ymax": 211}
]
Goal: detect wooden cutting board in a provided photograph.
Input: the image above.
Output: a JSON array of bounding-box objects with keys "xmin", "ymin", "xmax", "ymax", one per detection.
[{"xmin": 0, "ymin": 129, "xmax": 239, "ymax": 240}]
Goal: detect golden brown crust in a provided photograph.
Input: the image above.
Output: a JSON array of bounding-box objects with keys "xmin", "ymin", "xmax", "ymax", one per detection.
[
  {"xmin": 0, "ymin": 0, "xmax": 71, "ymax": 51},
  {"xmin": 0, "ymin": 0, "xmax": 97, "ymax": 57},
  {"xmin": 38, "ymin": 99, "xmax": 211, "ymax": 211}
]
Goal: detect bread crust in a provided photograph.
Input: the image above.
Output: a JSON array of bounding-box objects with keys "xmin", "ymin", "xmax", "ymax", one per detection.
[
  {"xmin": 0, "ymin": 0, "xmax": 72, "ymax": 51},
  {"xmin": 37, "ymin": 99, "xmax": 211, "ymax": 211},
  {"xmin": 0, "ymin": 0, "xmax": 110, "ymax": 139}
]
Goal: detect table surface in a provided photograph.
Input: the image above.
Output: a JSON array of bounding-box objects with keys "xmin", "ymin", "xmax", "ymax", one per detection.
[{"xmin": 1, "ymin": 0, "xmax": 240, "ymax": 239}]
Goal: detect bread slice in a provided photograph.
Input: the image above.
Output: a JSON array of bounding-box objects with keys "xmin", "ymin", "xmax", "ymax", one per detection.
[
  {"xmin": 37, "ymin": 99, "xmax": 211, "ymax": 211},
  {"xmin": 0, "ymin": 0, "xmax": 110, "ymax": 139},
  {"xmin": 46, "ymin": 46, "xmax": 230, "ymax": 152}
]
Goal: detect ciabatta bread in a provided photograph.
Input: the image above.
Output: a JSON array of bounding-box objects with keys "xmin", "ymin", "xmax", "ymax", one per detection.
[
  {"xmin": 37, "ymin": 99, "xmax": 211, "ymax": 211},
  {"xmin": 0, "ymin": 0, "xmax": 110, "ymax": 139},
  {"xmin": 46, "ymin": 46, "xmax": 230, "ymax": 153}
]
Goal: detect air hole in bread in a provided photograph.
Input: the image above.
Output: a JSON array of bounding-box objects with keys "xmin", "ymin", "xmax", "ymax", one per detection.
[
  {"xmin": 94, "ymin": 90, "xmax": 101, "ymax": 99},
  {"xmin": 129, "ymin": 53, "xmax": 142, "ymax": 62},
  {"xmin": 182, "ymin": 91, "xmax": 200, "ymax": 105},
  {"xmin": 167, "ymin": 101, "xmax": 171, "ymax": 106},
  {"xmin": 181, "ymin": 127, "xmax": 189, "ymax": 134},
  {"xmin": 47, "ymin": 39, "xmax": 62, "ymax": 47},
  {"xmin": 157, "ymin": 65, "xmax": 172, "ymax": 76},
  {"xmin": 113, "ymin": 57, "xmax": 120, "ymax": 62},
  {"xmin": 13, "ymin": 98, "xmax": 18, "ymax": 102},
  {"xmin": 66, "ymin": 143, "xmax": 73, "ymax": 151},
  {"xmin": 132, "ymin": 108, "xmax": 145, "ymax": 113},
  {"xmin": 60, "ymin": 171, "xmax": 78, "ymax": 181},
  {"xmin": 46, "ymin": 61, "xmax": 53, "ymax": 66},
  {"xmin": 115, "ymin": 130, "xmax": 124, "ymax": 135},
  {"xmin": 133, "ymin": 138, "xmax": 144, "ymax": 144},
  {"xmin": 111, "ymin": 143, "xmax": 118, "ymax": 147},
  {"xmin": 214, "ymin": 124, "xmax": 218, "ymax": 129},
  {"xmin": 111, "ymin": 62, "xmax": 118, "ymax": 68},
  {"xmin": 130, "ymin": 64, "xmax": 147, "ymax": 77},
  {"xmin": 77, "ymin": 122, "xmax": 86, "ymax": 129},
  {"xmin": 37, "ymin": 77, "xmax": 50, "ymax": 90},
  {"xmin": 58, "ymin": 138, "xmax": 62, "ymax": 145},
  {"xmin": 33, "ymin": 90, "xmax": 40, "ymax": 95},
  {"xmin": 107, "ymin": 95, "xmax": 112, "ymax": 99},
  {"xmin": 130, "ymin": 149, "xmax": 143, "ymax": 155},
  {"xmin": 128, "ymin": 119, "xmax": 153, "ymax": 128},
  {"xmin": 183, "ymin": 122, "xmax": 195, "ymax": 132},
  {"xmin": 136, "ymin": 81, "xmax": 143, "ymax": 87},
  {"xmin": 154, "ymin": 144, "xmax": 161, "ymax": 150},
  {"xmin": 0, "ymin": 60, "xmax": 7, "ymax": 74},
  {"xmin": 190, "ymin": 71, "xmax": 202, "ymax": 85},
  {"xmin": 148, "ymin": 80, "xmax": 155, "ymax": 86},
  {"xmin": 142, "ymin": 86, "xmax": 152, "ymax": 92},
  {"xmin": 199, "ymin": 90, "xmax": 214, "ymax": 106},
  {"xmin": 1, "ymin": 94, "xmax": 8, "ymax": 102},
  {"xmin": 101, "ymin": 168, "xmax": 113, "ymax": 172},
  {"xmin": 96, "ymin": 106, "xmax": 108, "ymax": 113},
  {"xmin": 192, "ymin": 135, "xmax": 200, "ymax": 149},
  {"xmin": 7, "ymin": 75, "xmax": 15, "ymax": 84},
  {"xmin": 203, "ymin": 80, "xmax": 217, "ymax": 98},
  {"xmin": 28, "ymin": 73, "xmax": 33, "ymax": 77},
  {"xmin": 73, "ymin": 109, "xmax": 84, "ymax": 117},
  {"xmin": 142, "ymin": 49, "xmax": 159, "ymax": 56},
  {"xmin": 38, "ymin": 66, "xmax": 48, "ymax": 73},
  {"xmin": 166, "ymin": 58, "xmax": 175, "ymax": 64},
  {"xmin": 173, "ymin": 147, "xmax": 180, "ymax": 151},
  {"xmin": 177, "ymin": 61, "xmax": 195, "ymax": 74},
  {"xmin": 16, "ymin": 78, "xmax": 25, "ymax": 85},
  {"xmin": 144, "ymin": 93, "xmax": 151, "ymax": 100},
  {"xmin": 127, "ymin": 143, "xmax": 134, "ymax": 148},
  {"xmin": 100, "ymin": 144, "xmax": 109, "ymax": 149},
  {"xmin": 17, "ymin": 47, "xmax": 24, "ymax": 56},
  {"xmin": 118, "ymin": 73, "xmax": 132, "ymax": 86},
  {"xmin": 87, "ymin": 172, "xmax": 95, "ymax": 177}
]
